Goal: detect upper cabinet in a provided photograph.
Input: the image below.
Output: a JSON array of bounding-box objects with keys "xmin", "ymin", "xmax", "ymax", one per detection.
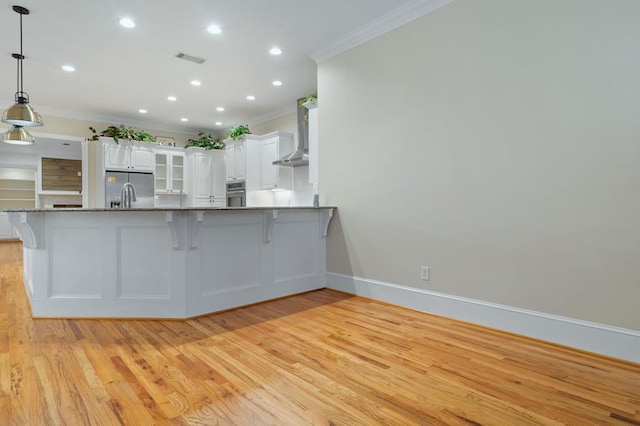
[
  {"xmin": 225, "ymin": 140, "xmax": 246, "ymax": 182},
  {"xmin": 260, "ymin": 132, "xmax": 293, "ymax": 190},
  {"xmin": 155, "ymin": 148, "xmax": 185, "ymax": 194},
  {"xmin": 103, "ymin": 139, "xmax": 154, "ymax": 172},
  {"xmin": 186, "ymin": 148, "xmax": 226, "ymax": 208}
]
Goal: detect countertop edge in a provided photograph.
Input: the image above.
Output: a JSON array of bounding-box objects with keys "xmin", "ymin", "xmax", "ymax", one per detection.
[{"xmin": 3, "ymin": 206, "xmax": 337, "ymax": 213}]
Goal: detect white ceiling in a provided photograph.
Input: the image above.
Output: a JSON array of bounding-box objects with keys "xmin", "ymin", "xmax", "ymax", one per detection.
[{"xmin": 0, "ymin": 0, "xmax": 428, "ymax": 136}]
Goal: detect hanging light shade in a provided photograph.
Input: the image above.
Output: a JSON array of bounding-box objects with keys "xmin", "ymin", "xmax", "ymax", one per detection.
[
  {"xmin": 2, "ymin": 126, "xmax": 35, "ymax": 145},
  {"xmin": 1, "ymin": 6, "xmax": 43, "ymax": 129}
]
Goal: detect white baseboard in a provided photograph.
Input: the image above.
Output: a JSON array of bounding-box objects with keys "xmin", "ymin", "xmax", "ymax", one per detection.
[{"xmin": 326, "ymin": 272, "xmax": 640, "ymax": 364}]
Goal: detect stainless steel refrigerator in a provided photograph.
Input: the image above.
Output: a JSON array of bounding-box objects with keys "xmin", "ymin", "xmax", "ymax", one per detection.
[{"xmin": 105, "ymin": 171, "xmax": 155, "ymax": 208}]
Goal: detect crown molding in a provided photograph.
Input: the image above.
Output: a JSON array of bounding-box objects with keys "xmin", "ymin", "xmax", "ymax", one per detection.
[
  {"xmin": 310, "ymin": 0, "xmax": 457, "ymax": 63},
  {"xmin": 246, "ymin": 104, "xmax": 298, "ymax": 127}
]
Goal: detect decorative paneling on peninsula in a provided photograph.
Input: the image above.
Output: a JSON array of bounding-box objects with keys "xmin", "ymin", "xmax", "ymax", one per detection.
[
  {"xmin": 41, "ymin": 158, "xmax": 82, "ymax": 192},
  {"xmin": 50, "ymin": 227, "xmax": 101, "ymax": 297},
  {"xmin": 118, "ymin": 226, "xmax": 172, "ymax": 298},
  {"xmin": 197, "ymin": 222, "xmax": 262, "ymax": 297},
  {"xmin": 273, "ymin": 213, "xmax": 320, "ymax": 283}
]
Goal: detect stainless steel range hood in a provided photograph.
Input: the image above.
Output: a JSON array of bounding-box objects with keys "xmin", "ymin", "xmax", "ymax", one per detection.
[
  {"xmin": 272, "ymin": 147, "xmax": 309, "ymax": 166},
  {"xmin": 272, "ymin": 98, "xmax": 309, "ymax": 167}
]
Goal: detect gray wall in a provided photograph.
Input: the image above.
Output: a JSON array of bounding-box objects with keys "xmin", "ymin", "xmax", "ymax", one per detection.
[{"xmin": 319, "ymin": 0, "xmax": 640, "ymax": 330}]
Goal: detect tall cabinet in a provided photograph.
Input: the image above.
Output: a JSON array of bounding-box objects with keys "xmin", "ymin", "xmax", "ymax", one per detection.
[
  {"xmin": 186, "ymin": 148, "xmax": 226, "ymax": 208},
  {"xmin": 103, "ymin": 140, "xmax": 154, "ymax": 172},
  {"xmin": 260, "ymin": 131, "xmax": 293, "ymax": 190},
  {"xmin": 225, "ymin": 139, "xmax": 246, "ymax": 182}
]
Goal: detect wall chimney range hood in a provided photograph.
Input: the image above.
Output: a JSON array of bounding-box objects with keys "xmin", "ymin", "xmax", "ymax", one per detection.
[
  {"xmin": 272, "ymin": 146, "xmax": 309, "ymax": 166},
  {"xmin": 273, "ymin": 98, "xmax": 309, "ymax": 167}
]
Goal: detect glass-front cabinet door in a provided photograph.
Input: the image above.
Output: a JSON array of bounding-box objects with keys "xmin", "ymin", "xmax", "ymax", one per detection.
[
  {"xmin": 170, "ymin": 153, "xmax": 184, "ymax": 192},
  {"xmin": 155, "ymin": 150, "xmax": 185, "ymax": 194}
]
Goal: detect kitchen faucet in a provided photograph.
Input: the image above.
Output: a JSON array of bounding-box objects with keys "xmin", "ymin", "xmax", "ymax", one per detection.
[{"xmin": 120, "ymin": 182, "xmax": 136, "ymax": 209}]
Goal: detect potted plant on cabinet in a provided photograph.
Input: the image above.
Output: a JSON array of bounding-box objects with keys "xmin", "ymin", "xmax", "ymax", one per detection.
[
  {"xmin": 227, "ymin": 124, "xmax": 251, "ymax": 140},
  {"xmin": 299, "ymin": 93, "xmax": 317, "ymax": 109},
  {"xmin": 185, "ymin": 132, "xmax": 225, "ymax": 150},
  {"xmin": 89, "ymin": 125, "xmax": 156, "ymax": 143}
]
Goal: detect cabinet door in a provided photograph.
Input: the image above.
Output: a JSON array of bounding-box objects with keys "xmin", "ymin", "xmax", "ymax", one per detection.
[
  {"xmin": 155, "ymin": 152, "xmax": 169, "ymax": 192},
  {"xmin": 234, "ymin": 143, "xmax": 246, "ymax": 181},
  {"xmin": 171, "ymin": 153, "xmax": 185, "ymax": 192},
  {"xmin": 193, "ymin": 197, "xmax": 212, "ymax": 207},
  {"xmin": 211, "ymin": 151, "xmax": 227, "ymax": 198},
  {"xmin": 211, "ymin": 198, "xmax": 226, "ymax": 208},
  {"xmin": 261, "ymin": 138, "xmax": 278, "ymax": 189},
  {"xmin": 104, "ymin": 144, "xmax": 129, "ymax": 170},
  {"xmin": 225, "ymin": 144, "xmax": 236, "ymax": 181},
  {"xmin": 193, "ymin": 153, "xmax": 213, "ymax": 198},
  {"xmin": 130, "ymin": 147, "xmax": 154, "ymax": 171}
]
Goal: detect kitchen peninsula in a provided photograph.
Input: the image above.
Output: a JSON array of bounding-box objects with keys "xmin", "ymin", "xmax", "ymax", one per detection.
[{"xmin": 7, "ymin": 206, "xmax": 334, "ymax": 319}]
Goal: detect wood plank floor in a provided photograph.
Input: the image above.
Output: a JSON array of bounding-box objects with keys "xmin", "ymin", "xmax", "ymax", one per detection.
[{"xmin": 1, "ymin": 241, "xmax": 639, "ymax": 425}]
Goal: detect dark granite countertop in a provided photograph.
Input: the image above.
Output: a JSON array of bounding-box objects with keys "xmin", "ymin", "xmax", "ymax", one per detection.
[{"xmin": 4, "ymin": 206, "xmax": 336, "ymax": 213}]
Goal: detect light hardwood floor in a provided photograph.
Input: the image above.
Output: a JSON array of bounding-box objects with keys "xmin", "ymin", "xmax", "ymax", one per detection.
[{"xmin": 1, "ymin": 241, "xmax": 639, "ymax": 425}]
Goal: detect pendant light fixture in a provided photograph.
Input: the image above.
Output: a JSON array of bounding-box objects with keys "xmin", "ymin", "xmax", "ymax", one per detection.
[
  {"xmin": 2, "ymin": 126, "xmax": 35, "ymax": 145},
  {"xmin": 2, "ymin": 5, "xmax": 43, "ymax": 145}
]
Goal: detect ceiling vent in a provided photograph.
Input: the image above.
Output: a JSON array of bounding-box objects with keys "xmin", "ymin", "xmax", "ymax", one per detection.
[{"xmin": 175, "ymin": 53, "xmax": 206, "ymax": 64}]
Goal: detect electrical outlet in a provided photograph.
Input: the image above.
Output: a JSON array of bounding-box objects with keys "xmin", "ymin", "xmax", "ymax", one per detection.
[{"xmin": 420, "ymin": 266, "xmax": 429, "ymax": 281}]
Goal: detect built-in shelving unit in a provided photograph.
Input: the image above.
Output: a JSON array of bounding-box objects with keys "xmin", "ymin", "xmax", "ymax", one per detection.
[
  {"xmin": 0, "ymin": 177, "xmax": 36, "ymax": 210},
  {"xmin": 0, "ymin": 169, "xmax": 37, "ymax": 239}
]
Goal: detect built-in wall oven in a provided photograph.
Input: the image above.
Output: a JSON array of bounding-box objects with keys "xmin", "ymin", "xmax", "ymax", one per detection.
[{"xmin": 226, "ymin": 181, "xmax": 246, "ymax": 207}]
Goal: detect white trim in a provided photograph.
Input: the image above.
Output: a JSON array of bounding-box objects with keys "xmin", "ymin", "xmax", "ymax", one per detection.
[
  {"xmin": 247, "ymin": 105, "xmax": 298, "ymax": 126},
  {"xmin": 326, "ymin": 272, "xmax": 640, "ymax": 364},
  {"xmin": 310, "ymin": 0, "xmax": 457, "ymax": 63}
]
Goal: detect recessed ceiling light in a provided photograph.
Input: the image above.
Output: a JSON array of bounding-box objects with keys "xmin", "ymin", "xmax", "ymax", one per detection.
[
  {"xmin": 215, "ymin": 122, "xmax": 222, "ymax": 126},
  {"xmin": 138, "ymin": 109, "xmax": 147, "ymax": 114},
  {"xmin": 207, "ymin": 24, "xmax": 222, "ymax": 34},
  {"xmin": 62, "ymin": 65, "xmax": 75, "ymax": 72},
  {"xmin": 191, "ymin": 80, "xmax": 201, "ymax": 86},
  {"xmin": 216, "ymin": 107, "xmax": 224, "ymax": 112},
  {"xmin": 180, "ymin": 118, "xmax": 188, "ymax": 122},
  {"xmin": 167, "ymin": 96, "xmax": 177, "ymax": 101},
  {"xmin": 119, "ymin": 17, "xmax": 135, "ymax": 28},
  {"xmin": 270, "ymin": 47, "xmax": 282, "ymax": 56},
  {"xmin": 272, "ymin": 80, "xmax": 282, "ymax": 86},
  {"xmin": 246, "ymin": 95, "xmax": 255, "ymax": 101}
]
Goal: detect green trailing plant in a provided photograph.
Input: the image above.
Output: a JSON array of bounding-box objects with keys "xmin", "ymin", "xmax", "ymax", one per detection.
[
  {"xmin": 299, "ymin": 93, "xmax": 318, "ymax": 122},
  {"xmin": 89, "ymin": 125, "xmax": 156, "ymax": 143},
  {"xmin": 227, "ymin": 124, "xmax": 251, "ymax": 140},
  {"xmin": 185, "ymin": 132, "xmax": 225, "ymax": 150},
  {"xmin": 299, "ymin": 93, "xmax": 317, "ymax": 107}
]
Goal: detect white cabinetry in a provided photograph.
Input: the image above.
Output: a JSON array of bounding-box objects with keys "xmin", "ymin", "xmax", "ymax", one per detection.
[
  {"xmin": 225, "ymin": 140, "xmax": 246, "ymax": 182},
  {"xmin": 260, "ymin": 132, "xmax": 293, "ymax": 190},
  {"xmin": 103, "ymin": 139, "xmax": 154, "ymax": 172},
  {"xmin": 155, "ymin": 149, "xmax": 185, "ymax": 194},
  {"xmin": 186, "ymin": 149, "xmax": 226, "ymax": 207}
]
